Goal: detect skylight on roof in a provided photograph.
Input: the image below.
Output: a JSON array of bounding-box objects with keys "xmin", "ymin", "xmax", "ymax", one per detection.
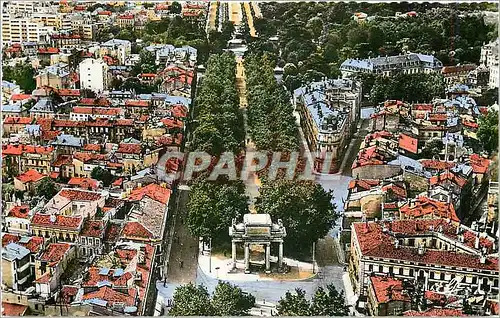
[{"xmin": 98, "ymin": 267, "xmax": 110, "ymax": 275}]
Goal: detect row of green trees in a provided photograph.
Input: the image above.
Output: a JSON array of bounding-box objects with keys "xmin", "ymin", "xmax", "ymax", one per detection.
[
  {"xmin": 248, "ymin": 3, "xmax": 497, "ymax": 91},
  {"xmin": 354, "ymin": 72, "xmax": 446, "ymax": 104},
  {"xmin": 190, "ymin": 52, "xmax": 245, "ymax": 156},
  {"xmin": 244, "ymin": 54, "xmax": 300, "ymax": 152},
  {"xmin": 169, "ymin": 282, "xmax": 348, "ymax": 316}
]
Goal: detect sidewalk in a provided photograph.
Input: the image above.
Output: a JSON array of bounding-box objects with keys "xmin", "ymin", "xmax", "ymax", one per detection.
[{"xmin": 198, "ymin": 244, "xmax": 316, "ymax": 282}]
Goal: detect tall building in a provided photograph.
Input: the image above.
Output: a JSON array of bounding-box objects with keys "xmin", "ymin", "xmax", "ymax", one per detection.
[
  {"xmin": 480, "ymin": 39, "xmax": 499, "ymax": 88},
  {"xmin": 349, "ymin": 218, "xmax": 499, "ymax": 306},
  {"xmin": 340, "ymin": 53, "xmax": 443, "ymax": 78},
  {"xmin": 2, "ymin": 13, "xmax": 55, "ymax": 43},
  {"xmin": 79, "ymin": 59, "xmax": 110, "ymax": 93},
  {"xmin": 294, "ymin": 78, "xmax": 362, "ymax": 173}
]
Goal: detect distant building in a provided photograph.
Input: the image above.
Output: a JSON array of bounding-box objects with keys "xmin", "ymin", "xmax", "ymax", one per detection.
[
  {"xmin": 2, "ymin": 243, "xmax": 32, "ymax": 291},
  {"xmin": 480, "ymin": 39, "xmax": 499, "ymax": 88},
  {"xmin": 340, "ymin": 53, "xmax": 443, "ymax": 78},
  {"xmin": 349, "ymin": 218, "xmax": 499, "ymax": 304},
  {"xmin": 79, "ymin": 59, "xmax": 109, "ymax": 93},
  {"xmin": 294, "ymin": 78, "xmax": 362, "ymax": 173}
]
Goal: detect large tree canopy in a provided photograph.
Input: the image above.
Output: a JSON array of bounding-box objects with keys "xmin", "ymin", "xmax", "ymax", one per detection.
[
  {"xmin": 169, "ymin": 282, "xmax": 255, "ymax": 316},
  {"xmin": 477, "ymin": 110, "xmax": 498, "ymax": 155},
  {"xmin": 187, "ymin": 179, "xmax": 248, "ymax": 242},
  {"xmin": 256, "ymin": 180, "xmax": 338, "ymax": 256},
  {"xmin": 245, "ymin": 54, "xmax": 300, "ymax": 152},
  {"xmin": 190, "ymin": 53, "xmax": 245, "ymax": 156},
  {"xmin": 277, "ymin": 285, "xmax": 349, "ymax": 316}
]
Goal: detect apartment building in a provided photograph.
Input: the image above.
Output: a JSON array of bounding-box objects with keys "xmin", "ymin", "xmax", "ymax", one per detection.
[
  {"xmin": 2, "ymin": 13, "xmax": 54, "ymax": 43},
  {"xmin": 349, "ymin": 218, "xmax": 499, "ymax": 306},
  {"xmin": 340, "ymin": 53, "xmax": 443, "ymax": 78},
  {"xmin": 79, "ymin": 59, "xmax": 110, "ymax": 93},
  {"xmin": 2, "ymin": 243, "xmax": 32, "ymax": 291},
  {"xmin": 294, "ymin": 78, "xmax": 362, "ymax": 173},
  {"xmin": 480, "ymin": 39, "xmax": 499, "ymax": 88}
]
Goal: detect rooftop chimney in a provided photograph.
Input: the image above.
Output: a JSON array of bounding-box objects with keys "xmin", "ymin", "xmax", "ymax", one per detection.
[
  {"xmin": 49, "ymin": 214, "xmax": 56, "ymax": 223},
  {"xmin": 475, "ymin": 237, "xmax": 480, "ymax": 249},
  {"xmin": 480, "ymin": 255, "xmax": 486, "ymax": 264}
]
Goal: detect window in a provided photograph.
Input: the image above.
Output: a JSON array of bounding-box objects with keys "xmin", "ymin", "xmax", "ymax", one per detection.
[
  {"xmin": 379, "ymin": 265, "xmax": 383, "ymax": 273},
  {"xmin": 408, "ymin": 239, "xmax": 415, "ymax": 246},
  {"xmin": 472, "ymin": 277, "xmax": 477, "ymax": 284},
  {"xmin": 440, "ymin": 273, "xmax": 445, "ymax": 280},
  {"xmin": 430, "ymin": 272, "xmax": 434, "ymax": 279},
  {"xmin": 409, "ymin": 269, "xmax": 414, "ymax": 277},
  {"xmin": 399, "ymin": 268, "xmax": 403, "ymax": 275},
  {"xmin": 389, "ymin": 267, "xmax": 393, "ymax": 274},
  {"xmin": 368, "ymin": 264, "xmax": 373, "ymax": 271}
]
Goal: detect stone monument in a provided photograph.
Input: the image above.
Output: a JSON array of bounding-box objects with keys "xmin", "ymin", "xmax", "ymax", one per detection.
[{"xmin": 229, "ymin": 214, "xmax": 286, "ymax": 274}]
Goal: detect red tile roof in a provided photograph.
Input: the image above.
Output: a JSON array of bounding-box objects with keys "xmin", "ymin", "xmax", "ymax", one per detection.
[
  {"xmin": 73, "ymin": 152, "xmax": 106, "ymax": 163},
  {"xmin": 462, "ymin": 120, "xmax": 478, "ymax": 129},
  {"xmin": 118, "ymin": 14, "xmax": 134, "ymax": 19},
  {"xmin": 52, "ymin": 154, "xmax": 73, "ymax": 167},
  {"xmin": 398, "ymin": 133, "xmax": 418, "ymax": 154},
  {"xmin": 370, "ymin": 276, "xmax": 410, "ymax": 303},
  {"xmin": 139, "ymin": 73, "xmax": 157, "ymax": 78},
  {"xmin": 83, "ymin": 267, "xmax": 133, "ymax": 288},
  {"xmin": 72, "ymin": 106, "xmax": 122, "ymax": 116},
  {"xmin": 67, "ymin": 177, "xmax": 99, "ymax": 190},
  {"xmin": 4, "ymin": 117, "xmax": 33, "ymax": 124},
  {"xmin": 348, "ymin": 179, "xmax": 380, "ymax": 191},
  {"xmin": 404, "ymin": 309, "xmax": 466, "ymax": 316},
  {"xmin": 104, "ymin": 223, "xmax": 122, "ymax": 243},
  {"xmin": 420, "ymin": 160, "xmax": 455, "ymax": 171},
  {"xmin": 39, "ymin": 243, "xmax": 71, "ymax": 266},
  {"xmin": 10, "ymin": 94, "xmax": 32, "ymax": 101},
  {"xmin": 85, "ymin": 118, "xmax": 113, "ymax": 127},
  {"xmin": 111, "ymin": 178, "xmax": 123, "ymax": 187},
  {"xmin": 352, "ymin": 146, "xmax": 386, "ymax": 169},
  {"xmin": 32, "ymin": 214, "xmax": 83, "ymax": 230},
  {"xmin": 2, "ymin": 144, "xmax": 53, "ymax": 156},
  {"xmin": 413, "ymin": 104, "xmax": 433, "ymax": 111},
  {"xmin": 428, "ymin": 113, "xmax": 447, "ymax": 121},
  {"xmin": 42, "ymin": 130, "xmax": 61, "ymax": 141},
  {"xmin": 353, "ymin": 219, "xmax": 498, "ymax": 271},
  {"xmin": 171, "ymin": 104, "xmax": 188, "ymax": 118},
  {"xmin": 442, "ymin": 64, "xmax": 476, "ymax": 75},
  {"xmin": 115, "ymin": 119, "xmax": 134, "ymax": 126},
  {"xmin": 98, "ymin": 10, "xmax": 112, "ymax": 15},
  {"xmin": 82, "ymin": 144, "xmax": 102, "ymax": 152},
  {"xmin": 56, "ymin": 89, "xmax": 80, "ymax": 96},
  {"xmin": 7, "ymin": 205, "xmax": 30, "ymax": 219},
  {"xmin": 49, "ymin": 171, "xmax": 60, "ymax": 179},
  {"xmin": 125, "ymin": 100, "xmax": 149, "ymax": 107},
  {"xmin": 80, "ymin": 220, "xmax": 105, "ymax": 237},
  {"xmin": 127, "ymin": 183, "xmax": 171, "ymax": 204},
  {"xmin": 38, "ymin": 47, "xmax": 59, "ymax": 54},
  {"xmin": 381, "ymin": 183, "xmax": 407, "ymax": 199},
  {"xmin": 469, "ymin": 154, "xmax": 490, "ymax": 174},
  {"xmin": 53, "ymin": 119, "xmax": 85, "ymax": 127},
  {"xmin": 117, "ymin": 143, "xmax": 142, "ymax": 154},
  {"xmin": 161, "ymin": 117, "xmax": 184, "ymax": 129},
  {"xmin": 60, "ymin": 285, "xmax": 79, "ymax": 304},
  {"xmin": 2, "ymin": 234, "xmax": 44, "ymax": 253},
  {"xmin": 2, "ymin": 302, "xmax": 28, "ymax": 316},
  {"xmin": 35, "ymin": 272, "xmax": 53, "ymax": 283},
  {"xmin": 82, "ymin": 286, "xmax": 137, "ymax": 306},
  {"xmin": 15, "ymin": 169, "xmax": 46, "ymax": 183},
  {"xmin": 399, "ymin": 197, "xmax": 459, "ymax": 222},
  {"xmin": 123, "ymin": 221, "xmax": 154, "ymax": 240},
  {"xmin": 59, "ymin": 189, "xmax": 102, "ymax": 201},
  {"xmin": 429, "ymin": 171, "xmax": 467, "ymax": 188}
]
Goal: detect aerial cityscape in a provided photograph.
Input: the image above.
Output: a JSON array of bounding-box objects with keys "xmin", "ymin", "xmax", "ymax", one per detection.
[{"xmin": 1, "ymin": 1, "xmax": 499, "ymax": 317}]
